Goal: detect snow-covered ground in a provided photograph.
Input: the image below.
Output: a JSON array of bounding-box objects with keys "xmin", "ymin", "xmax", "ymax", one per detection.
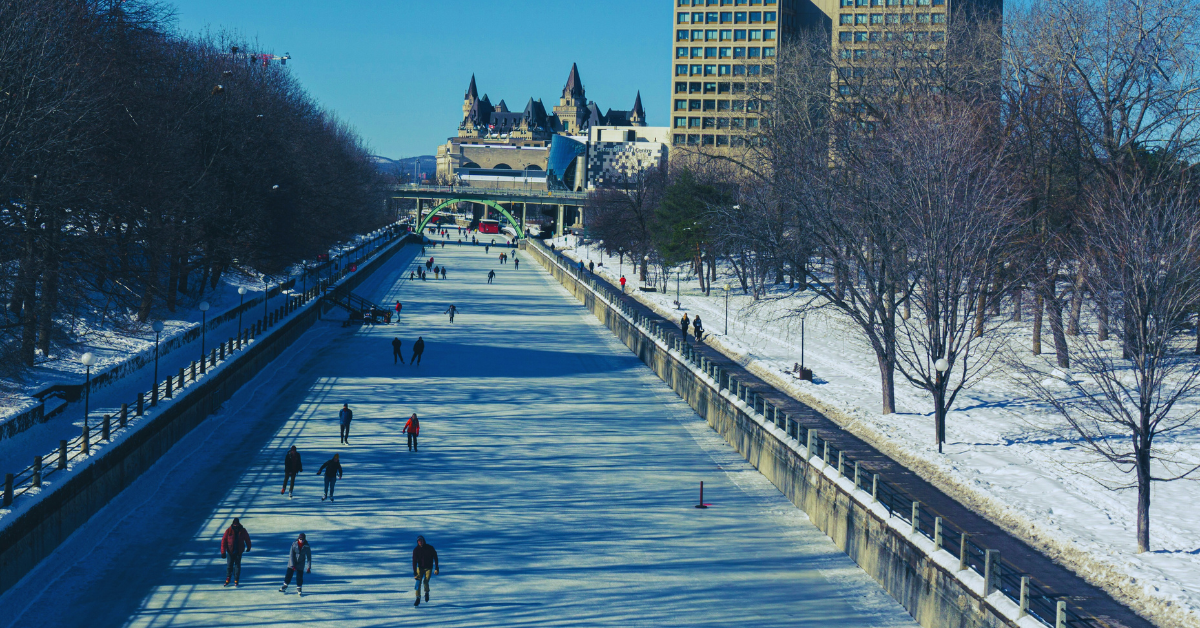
[
  {"xmin": 553, "ymin": 237, "xmax": 1200, "ymax": 628},
  {"xmin": 0, "ymin": 242, "xmax": 916, "ymax": 628}
]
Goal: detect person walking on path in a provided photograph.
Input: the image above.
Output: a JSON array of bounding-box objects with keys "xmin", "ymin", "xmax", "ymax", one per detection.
[
  {"xmin": 220, "ymin": 518, "xmax": 252, "ymax": 587},
  {"xmin": 412, "ymin": 336, "xmax": 425, "ymax": 365},
  {"xmin": 620, "ymin": 276, "xmax": 626, "ymax": 292},
  {"xmin": 680, "ymin": 313, "xmax": 691, "ymax": 340},
  {"xmin": 317, "ymin": 454, "xmax": 343, "ymax": 502},
  {"xmin": 339, "ymin": 404, "xmax": 353, "ymax": 444},
  {"xmin": 513, "ymin": 257, "xmax": 519, "ymax": 270},
  {"xmin": 589, "ymin": 260, "xmax": 594, "ymax": 273},
  {"xmin": 487, "ymin": 270, "xmax": 495, "ymax": 284},
  {"xmin": 278, "ymin": 533, "xmax": 312, "ymax": 596},
  {"xmin": 282, "ymin": 446, "xmax": 303, "ymax": 497},
  {"xmin": 392, "ymin": 337, "xmax": 406, "ymax": 364},
  {"xmin": 693, "ymin": 315, "xmax": 704, "ymax": 342},
  {"xmin": 445, "ymin": 305, "xmax": 457, "ymax": 323},
  {"xmin": 404, "ymin": 413, "xmax": 420, "ymax": 451},
  {"xmin": 412, "ymin": 535, "xmax": 439, "ymax": 606}
]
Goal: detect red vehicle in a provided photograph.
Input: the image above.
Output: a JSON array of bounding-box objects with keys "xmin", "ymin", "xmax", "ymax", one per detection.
[{"xmin": 478, "ymin": 219, "xmax": 500, "ymax": 234}]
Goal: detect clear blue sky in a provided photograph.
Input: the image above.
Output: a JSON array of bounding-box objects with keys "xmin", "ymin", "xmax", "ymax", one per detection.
[{"xmin": 166, "ymin": 0, "xmax": 673, "ymax": 159}]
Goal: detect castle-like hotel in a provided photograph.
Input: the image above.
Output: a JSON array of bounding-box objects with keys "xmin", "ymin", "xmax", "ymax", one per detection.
[{"xmin": 435, "ymin": 64, "xmax": 667, "ymax": 190}]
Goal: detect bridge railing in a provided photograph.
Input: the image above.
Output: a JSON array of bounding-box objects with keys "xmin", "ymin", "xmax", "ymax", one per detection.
[{"xmin": 391, "ymin": 184, "xmax": 588, "ymax": 201}]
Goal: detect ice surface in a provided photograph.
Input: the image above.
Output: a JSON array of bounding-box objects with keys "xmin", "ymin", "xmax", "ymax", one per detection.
[{"xmin": 0, "ymin": 242, "xmax": 915, "ymax": 628}]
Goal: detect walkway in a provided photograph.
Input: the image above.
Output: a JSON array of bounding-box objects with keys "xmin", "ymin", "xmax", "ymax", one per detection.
[{"xmin": 0, "ymin": 243, "xmax": 916, "ymax": 628}]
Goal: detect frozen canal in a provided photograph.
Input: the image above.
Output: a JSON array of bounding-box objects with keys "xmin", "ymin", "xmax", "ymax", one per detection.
[{"xmin": 0, "ymin": 242, "xmax": 916, "ymax": 627}]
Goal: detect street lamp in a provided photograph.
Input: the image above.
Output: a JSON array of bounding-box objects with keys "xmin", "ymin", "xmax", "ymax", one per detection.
[
  {"xmin": 724, "ymin": 283, "xmax": 731, "ymax": 335},
  {"xmin": 199, "ymin": 301, "xmax": 210, "ymax": 374},
  {"xmin": 618, "ymin": 247, "xmax": 624, "ymax": 278},
  {"xmin": 643, "ymin": 255, "xmax": 650, "ymax": 286},
  {"xmin": 237, "ymin": 287, "xmax": 247, "ymax": 340},
  {"xmin": 675, "ymin": 269, "xmax": 681, "ymax": 308},
  {"xmin": 151, "ymin": 321, "xmax": 164, "ymax": 407},
  {"xmin": 80, "ymin": 352, "xmax": 97, "ymax": 430},
  {"xmin": 264, "ymin": 277, "xmax": 271, "ymax": 324}
]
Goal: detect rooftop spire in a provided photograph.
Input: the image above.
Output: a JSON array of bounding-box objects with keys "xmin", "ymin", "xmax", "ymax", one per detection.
[
  {"xmin": 563, "ymin": 63, "xmax": 585, "ymax": 99},
  {"xmin": 465, "ymin": 74, "xmax": 478, "ymax": 101},
  {"xmin": 631, "ymin": 91, "xmax": 645, "ymax": 120}
]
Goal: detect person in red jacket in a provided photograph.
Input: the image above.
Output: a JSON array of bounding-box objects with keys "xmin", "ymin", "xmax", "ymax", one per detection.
[
  {"xmin": 403, "ymin": 413, "xmax": 420, "ymax": 452},
  {"xmin": 220, "ymin": 518, "xmax": 252, "ymax": 587}
]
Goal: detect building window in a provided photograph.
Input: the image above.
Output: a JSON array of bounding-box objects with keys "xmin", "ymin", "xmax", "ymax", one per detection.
[
  {"xmin": 678, "ymin": 12, "xmax": 690, "ymax": 23},
  {"xmin": 676, "ymin": 82, "xmax": 688, "ymax": 93},
  {"xmin": 675, "ymin": 99, "xmax": 688, "ymax": 111},
  {"xmin": 677, "ymin": 47, "xmax": 689, "ymax": 58},
  {"xmin": 869, "ymin": 31, "xmax": 881, "ymax": 41},
  {"xmin": 704, "ymin": 82, "xmax": 717, "ymax": 93},
  {"xmin": 718, "ymin": 99, "xmax": 731, "ymax": 111},
  {"xmin": 855, "ymin": 13, "xmax": 867, "ymax": 24},
  {"xmin": 689, "ymin": 99, "xmax": 702, "ymax": 110},
  {"xmin": 733, "ymin": 64, "xmax": 746, "ymax": 75},
  {"xmin": 748, "ymin": 64, "xmax": 760, "ymax": 75},
  {"xmin": 690, "ymin": 81, "xmax": 702, "ymax": 93},
  {"xmin": 732, "ymin": 100, "xmax": 746, "ymax": 113},
  {"xmin": 702, "ymin": 117, "xmax": 715, "ymax": 129},
  {"xmin": 854, "ymin": 49, "xmax": 867, "ymax": 59},
  {"xmin": 764, "ymin": 11, "xmax": 776, "ymax": 21},
  {"xmin": 716, "ymin": 135, "xmax": 730, "ymax": 147},
  {"xmin": 917, "ymin": 13, "xmax": 930, "ymax": 22},
  {"xmin": 839, "ymin": 13, "xmax": 852, "ymax": 24},
  {"xmin": 900, "ymin": 13, "xmax": 912, "ymax": 23},
  {"xmin": 688, "ymin": 134, "xmax": 700, "ymax": 145},
  {"xmin": 706, "ymin": 29, "xmax": 718, "ymax": 40},
  {"xmin": 707, "ymin": 11, "xmax": 719, "ymax": 21},
  {"xmin": 717, "ymin": 117, "xmax": 730, "ymax": 129},
  {"xmin": 764, "ymin": 29, "xmax": 776, "ymax": 40},
  {"xmin": 693, "ymin": 12, "xmax": 703, "ymax": 21},
  {"xmin": 839, "ymin": 84, "xmax": 851, "ymax": 95},
  {"xmin": 702, "ymin": 135, "xmax": 715, "ymax": 146},
  {"xmin": 748, "ymin": 47, "xmax": 760, "ymax": 57},
  {"xmin": 931, "ymin": 31, "xmax": 944, "ymax": 41},
  {"xmin": 719, "ymin": 64, "xmax": 731, "ymax": 75},
  {"xmin": 703, "ymin": 99, "xmax": 716, "ymax": 111},
  {"xmin": 734, "ymin": 29, "xmax": 747, "ymax": 40},
  {"xmin": 689, "ymin": 117, "xmax": 702, "ymax": 128},
  {"xmin": 720, "ymin": 46, "xmax": 732, "ymax": 57},
  {"xmin": 718, "ymin": 82, "xmax": 731, "ymax": 93},
  {"xmin": 732, "ymin": 82, "xmax": 745, "ymax": 93},
  {"xmin": 673, "ymin": 134, "xmax": 685, "ymax": 146},
  {"xmin": 676, "ymin": 64, "xmax": 689, "ymax": 76},
  {"xmin": 674, "ymin": 117, "xmax": 687, "ymax": 128},
  {"xmin": 839, "ymin": 31, "xmax": 852, "ymax": 42},
  {"xmin": 692, "ymin": 29, "xmax": 703, "ymax": 39},
  {"xmin": 720, "ymin": 29, "xmax": 733, "ymax": 40},
  {"xmin": 735, "ymin": 11, "xmax": 747, "ymax": 21},
  {"xmin": 691, "ymin": 64, "xmax": 703, "ymax": 75},
  {"xmin": 731, "ymin": 117, "xmax": 745, "ymax": 128},
  {"xmin": 749, "ymin": 29, "xmax": 762, "ymax": 40},
  {"xmin": 749, "ymin": 11, "xmax": 762, "ymax": 22},
  {"xmin": 677, "ymin": 30, "xmax": 690, "ymax": 41},
  {"xmin": 839, "ymin": 49, "xmax": 852, "ymax": 59},
  {"xmin": 885, "ymin": 13, "xmax": 899, "ymax": 23},
  {"xmin": 870, "ymin": 13, "xmax": 883, "ymax": 23},
  {"xmin": 704, "ymin": 64, "xmax": 716, "ymax": 75},
  {"xmin": 763, "ymin": 47, "xmax": 774, "ymax": 57},
  {"xmin": 854, "ymin": 31, "xmax": 868, "ymax": 41},
  {"xmin": 931, "ymin": 12, "xmax": 945, "ymax": 22},
  {"xmin": 933, "ymin": 0, "xmax": 945, "ymax": 5},
  {"xmin": 733, "ymin": 46, "xmax": 746, "ymax": 58},
  {"xmin": 692, "ymin": 47, "xmax": 703, "ymax": 57},
  {"xmin": 721, "ymin": 11, "xmax": 732, "ymax": 21},
  {"xmin": 706, "ymin": 46, "xmax": 717, "ymax": 57}
]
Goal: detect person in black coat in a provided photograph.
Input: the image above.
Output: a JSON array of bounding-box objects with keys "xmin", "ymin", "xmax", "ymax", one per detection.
[
  {"xmin": 282, "ymin": 446, "xmax": 302, "ymax": 497},
  {"xmin": 392, "ymin": 337, "xmax": 405, "ymax": 364},
  {"xmin": 411, "ymin": 336, "xmax": 425, "ymax": 366},
  {"xmin": 317, "ymin": 454, "xmax": 343, "ymax": 502},
  {"xmin": 412, "ymin": 535, "xmax": 440, "ymax": 606},
  {"xmin": 693, "ymin": 315, "xmax": 704, "ymax": 342}
]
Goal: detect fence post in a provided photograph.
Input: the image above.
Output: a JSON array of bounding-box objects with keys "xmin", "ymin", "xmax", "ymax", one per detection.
[
  {"xmin": 191, "ymin": 361, "xmax": 196, "ymax": 382},
  {"xmin": 178, "ymin": 367, "xmax": 185, "ymax": 390},
  {"xmin": 837, "ymin": 451, "xmax": 844, "ymax": 478},
  {"xmin": 120, "ymin": 403, "xmax": 128, "ymax": 428},
  {"xmin": 983, "ymin": 549, "xmax": 998, "ymax": 596},
  {"xmin": 871, "ymin": 475, "xmax": 878, "ymax": 502},
  {"xmin": 33, "ymin": 455, "xmax": 41, "ymax": 487},
  {"xmin": 102, "ymin": 414, "xmax": 110, "ymax": 441},
  {"xmin": 1019, "ymin": 576, "xmax": 1030, "ymax": 618},
  {"xmin": 911, "ymin": 502, "xmax": 920, "ymax": 536},
  {"xmin": 151, "ymin": 376, "xmax": 158, "ymax": 407},
  {"xmin": 853, "ymin": 461, "xmax": 860, "ymax": 489},
  {"xmin": 58, "ymin": 440, "xmax": 67, "ymax": 469},
  {"xmin": 807, "ymin": 430, "xmax": 815, "ymax": 460},
  {"xmin": 165, "ymin": 374, "xmax": 172, "ymax": 398},
  {"xmin": 959, "ymin": 533, "xmax": 969, "ymax": 572},
  {"xmin": 137, "ymin": 393, "xmax": 144, "ymax": 416},
  {"xmin": 210, "ymin": 348, "xmax": 216, "ymax": 368},
  {"xmin": 1056, "ymin": 601, "xmax": 1067, "ymax": 628},
  {"xmin": 219, "ymin": 342, "xmax": 225, "ymax": 360},
  {"xmin": 3, "ymin": 474, "xmax": 11, "ymax": 506},
  {"xmin": 934, "ymin": 516, "xmax": 943, "ymax": 549}
]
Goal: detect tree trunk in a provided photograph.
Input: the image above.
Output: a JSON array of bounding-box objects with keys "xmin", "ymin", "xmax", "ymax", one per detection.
[
  {"xmin": 1012, "ymin": 287, "xmax": 1023, "ymax": 322},
  {"xmin": 974, "ymin": 288, "xmax": 986, "ymax": 339},
  {"xmin": 1136, "ymin": 441, "xmax": 1152, "ymax": 553},
  {"xmin": 1032, "ymin": 293, "xmax": 1044, "ymax": 355},
  {"xmin": 1067, "ymin": 268, "xmax": 1086, "ymax": 336},
  {"xmin": 1098, "ymin": 295, "xmax": 1110, "ymax": 342},
  {"xmin": 36, "ymin": 217, "xmax": 59, "ymax": 358},
  {"xmin": 878, "ymin": 352, "xmax": 896, "ymax": 415},
  {"xmin": 18, "ymin": 226, "xmax": 39, "ymax": 367},
  {"xmin": 1047, "ymin": 291, "xmax": 1070, "ymax": 368}
]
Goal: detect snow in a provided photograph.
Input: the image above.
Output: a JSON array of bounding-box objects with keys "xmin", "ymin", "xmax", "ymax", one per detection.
[
  {"xmin": 553, "ymin": 237, "xmax": 1200, "ymax": 628},
  {"xmin": 0, "ymin": 242, "xmax": 916, "ymax": 628}
]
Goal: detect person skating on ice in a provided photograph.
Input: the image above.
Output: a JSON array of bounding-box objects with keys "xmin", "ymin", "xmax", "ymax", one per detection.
[
  {"xmin": 278, "ymin": 533, "xmax": 312, "ymax": 596},
  {"xmin": 317, "ymin": 454, "xmax": 343, "ymax": 502},
  {"xmin": 411, "ymin": 336, "xmax": 425, "ymax": 365},
  {"xmin": 404, "ymin": 413, "xmax": 420, "ymax": 451},
  {"xmin": 412, "ymin": 535, "xmax": 439, "ymax": 606},
  {"xmin": 445, "ymin": 305, "xmax": 457, "ymax": 323},
  {"xmin": 513, "ymin": 257, "xmax": 519, "ymax": 269},
  {"xmin": 441, "ymin": 267, "xmax": 446, "ymax": 279},
  {"xmin": 392, "ymin": 337, "xmax": 406, "ymax": 364},
  {"xmin": 339, "ymin": 403, "xmax": 353, "ymax": 444},
  {"xmin": 220, "ymin": 518, "xmax": 252, "ymax": 587},
  {"xmin": 487, "ymin": 269, "xmax": 495, "ymax": 284},
  {"xmin": 282, "ymin": 446, "xmax": 302, "ymax": 497}
]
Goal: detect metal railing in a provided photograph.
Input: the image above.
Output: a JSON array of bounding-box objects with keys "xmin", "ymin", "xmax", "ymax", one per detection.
[
  {"xmin": 2, "ymin": 228, "xmax": 410, "ymax": 515},
  {"xmin": 391, "ymin": 184, "xmax": 588, "ymax": 201},
  {"xmin": 525, "ymin": 237, "xmax": 1096, "ymax": 628}
]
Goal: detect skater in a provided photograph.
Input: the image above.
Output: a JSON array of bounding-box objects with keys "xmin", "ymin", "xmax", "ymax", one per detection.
[
  {"xmin": 392, "ymin": 337, "xmax": 406, "ymax": 364},
  {"xmin": 445, "ymin": 304, "xmax": 457, "ymax": 323},
  {"xmin": 487, "ymin": 270, "xmax": 495, "ymax": 284},
  {"xmin": 395, "ymin": 300, "xmax": 402, "ymax": 316},
  {"xmin": 412, "ymin": 535, "xmax": 439, "ymax": 606},
  {"xmin": 485, "ymin": 245, "xmax": 489, "ymax": 254},
  {"xmin": 282, "ymin": 445, "xmax": 302, "ymax": 497},
  {"xmin": 680, "ymin": 313, "xmax": 691, "ymax": 339},
  {"xmin": 339, "ymin": 403, "xmax": 353, "ymax": 444},
  {"xmin": 693, "ymin": 315, "xmax": 704, "ymax": 342},
  {"xmin": 404, "ymin": 413, "xmax": 420, "ymax": 451},
  {"xmin": 514, "ymin": 257, "xmax": 519, "ymax": 269},
  {"xmin": 220, "ymin": 518, "xmax": 252, "ymax": 587},
  {"xmin": 317, "ymin": 454, "xmax": 342, "ymax": 501},
  {"xmin": 441, "ymin": 267, "xmax": 447, "ymax": 280},
  {"xmin": 410, "ymin": 271, "xmax": 415, "ymax": 281},
  {"xmin": 279, "ymin": 533, "xmax": 312, "ymax": 596},
  {"xmin": 412, "ymin": 336, "xmax": 425, "ymax": 365}
]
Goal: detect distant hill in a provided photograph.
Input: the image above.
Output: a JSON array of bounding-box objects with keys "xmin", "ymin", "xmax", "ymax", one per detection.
[{"xmin": 373, "ymin": 155, "xmax": 436, "ymax": 183}]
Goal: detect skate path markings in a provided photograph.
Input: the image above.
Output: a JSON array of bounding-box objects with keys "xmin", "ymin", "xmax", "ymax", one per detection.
[{"xmin": 0, "ymin": 243, "xmax": 917, "ymax": 628}]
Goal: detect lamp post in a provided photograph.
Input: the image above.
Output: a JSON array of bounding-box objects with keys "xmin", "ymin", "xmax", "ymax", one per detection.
[
  {"xmin": 935, "ymin": 356, "xmax": 950, "ymax": 453},
  {"xmin": 151, "ymin": 321, "xmax": 164, "ymax": 406},
  {"xmin": 643, "ymin": 255, "xmax": 650, "ymax": 286},
  {"xmin": 263, "ymin": 277, "xmax": 271, "ymax": 324},
  {"xmin": 80, "ymin": 352, "xmax": 97, "ymax": 429},
  {"xmin": 237, "ymin": 287, "xmax": 247, "ymax": 339},
  {"xmin": 675, "ymin": 269, "xmax": 681, "ymax": 308},
  {"xmin": 199, "ymin": 301, "xmax": 210, "ymax": 374},
  {"xmin": 724, "ymin": 283, "xmax": 731, "ymax": 335},
  {"xmin": 618, "ymin": 247, "xmax": 624, "ymax": 279}
]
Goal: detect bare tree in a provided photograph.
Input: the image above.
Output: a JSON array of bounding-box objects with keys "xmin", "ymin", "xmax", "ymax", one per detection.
[{"xmin": 1015, "ymin": 173, "xmax": 1200, "ymax": 552}]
